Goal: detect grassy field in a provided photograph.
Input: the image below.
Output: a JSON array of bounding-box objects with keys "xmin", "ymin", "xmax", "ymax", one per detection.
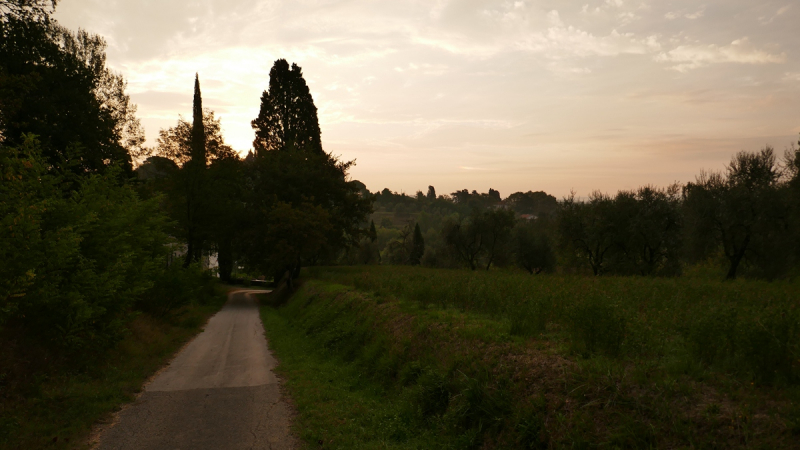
[
  {"xmin": 0, "ymin": 286, "xmax": 231, "ymax": 450},
  {"xmin": 260, "ymin": 266, "xmax": 800, "ymax": 449}
]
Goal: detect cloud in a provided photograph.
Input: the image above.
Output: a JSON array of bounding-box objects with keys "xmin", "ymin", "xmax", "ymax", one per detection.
[
  {"xmin": 656, "ymin": 38, "xmax": 786, "ymax": 72},
  {"xmin": 760, "ymin": 4, "xmax": 791, "ymax": 24},
  {"xmin": 784, "ymin": 72, "xmax": 800, "ymax": 82}
]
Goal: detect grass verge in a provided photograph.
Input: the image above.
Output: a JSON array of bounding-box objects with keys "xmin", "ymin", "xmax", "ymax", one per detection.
[
  {"xmin": 0, "ymin": 285, "xmax": 230, "ymax": 449},
  {"xmin": 260, "ymin": 269, "xmax": 800, "ymax": 449}
]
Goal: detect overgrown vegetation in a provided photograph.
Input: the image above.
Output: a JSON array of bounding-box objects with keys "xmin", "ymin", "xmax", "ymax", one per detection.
[{"xmin": 262, "ymin": 268, "xmax": 800, "ymax": 449}]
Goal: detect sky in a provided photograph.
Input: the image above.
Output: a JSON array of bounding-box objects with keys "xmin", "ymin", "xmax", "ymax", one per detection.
[{"xmin": 54, "ymin": 0, "xmax": 800, "ymax": 198}]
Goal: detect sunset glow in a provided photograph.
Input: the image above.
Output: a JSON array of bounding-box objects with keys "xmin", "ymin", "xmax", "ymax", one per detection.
[{"xmin": 55, "ymin": 0, "xmax": 800, "ymax": 197}]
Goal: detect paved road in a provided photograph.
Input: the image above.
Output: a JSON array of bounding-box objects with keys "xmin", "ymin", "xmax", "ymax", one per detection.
[{"xmin": 96, "ymin": 290, "xmax": 297, "ymax": 450}]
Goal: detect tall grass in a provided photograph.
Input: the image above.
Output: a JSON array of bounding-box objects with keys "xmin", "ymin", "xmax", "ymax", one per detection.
[{"xmin": 307, "ymin": 266, "xmax": 800, "ymax": 385}]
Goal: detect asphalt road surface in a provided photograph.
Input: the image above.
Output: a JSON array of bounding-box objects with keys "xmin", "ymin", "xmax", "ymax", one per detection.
[{"xmin": 96, "ymin": 290, "xmax": 297, "ymax": 450}]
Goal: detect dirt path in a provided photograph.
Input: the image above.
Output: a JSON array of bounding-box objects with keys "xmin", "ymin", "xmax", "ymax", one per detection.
[{"xmin": 95, "ymin": 290, "xmax": 297, "ymax": 450}]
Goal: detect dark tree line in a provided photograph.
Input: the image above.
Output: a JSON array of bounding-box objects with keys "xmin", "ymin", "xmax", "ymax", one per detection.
[{"xmin": 360, "ymin": 143, "xmax": 800, "ymax": 280}]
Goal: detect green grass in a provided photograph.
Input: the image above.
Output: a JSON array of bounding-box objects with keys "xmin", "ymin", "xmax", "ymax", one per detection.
[
  {"xmin": 259, "ymin": 292, "xmax": 445, "ymax": 449},
  {"xmin": 260, "ymin": 268, "xmax": 800, "ymax": 449},
  {"xmin": 307, "ymin": 266, "xmax": 800, "ymax": 386},
  {"xmin": 0, "ymin": 286, "xmax": 230, "ymax": 450}
]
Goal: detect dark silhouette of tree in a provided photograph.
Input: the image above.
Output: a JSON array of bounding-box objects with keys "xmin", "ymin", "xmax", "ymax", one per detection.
[
  {"xmin": 190, "ymin": 74, "xmax": 206, "ymax": 166},
  {"xmin": 206, "ymin": 155, "xmax": 244, "ymax": 282},
  {"xmin": 243, "ymin": 147, "xmax": 372, "ymax": 280},
  {"xmin": 369, "ymin": 220, "xmax": 377, "ymax": 243},
  {"xmin": 181, "ymin": 76, "xmax": 208, "ymax": 266},
  {"xmin": 153, "ymin": 76, "xmax": 233, "ymax": 267},
  {"xmin": 427, "ymin": 185, "xmax": 436, "ymax": 200},
  {"xmin": 488, "ymin": 188, "xmax": 501, "ymax": 204},
  {"xmin": 0, "ymin": 0, "xmax": 55, "ymax": 22},
  {"xmin": 444, "ymin": 207, "xmax": 515, "ymax": 270},
  {"xmin": 615, "ymin": 185, "xmax": 682, "ymax": 276},
  {"xmin": 251, "ymin": 59, "xmax": 322, "ymax": 154},
  {"xmin": 514, "ymin": 220, "xmax": 556, "ymax": 274},
  {"xmin": 557, "ymin": 191, "xmax": 616, "ymax": 275},
  {"xmin": 684, "ymin": 147, "xmax": 787, "ymax": 279},
  {"xmin": 786, "ymin": 136, "xmax": 800, "ymax": 265},
  {"xmin": 410, "ymin": 223, "xmax": 424, "ymax": 265},
  {"xmin": 505, "ymin": 191, "xmax": 558, "ymax": 217},
  {"xmin": 481, "ymin": 208, "xmax": 516, "ymax": 270},
  {"xmin": 0, "ymin": 12, "xmax": 142, "ymax": 173}
]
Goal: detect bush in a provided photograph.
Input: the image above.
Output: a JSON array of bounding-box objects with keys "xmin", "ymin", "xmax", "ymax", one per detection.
[
  {"xmin": 1, "ymin": 137, "xmax": 171, "ymax": 354},
  {"xmin": 136, "ymin": 264, "xmax": 217, "ymax": 317}
]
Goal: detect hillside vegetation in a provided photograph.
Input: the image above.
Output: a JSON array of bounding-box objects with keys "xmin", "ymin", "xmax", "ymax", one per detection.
[{"xmin": 260, "ymin": 266, "xmax": 800, "ymax": 449}]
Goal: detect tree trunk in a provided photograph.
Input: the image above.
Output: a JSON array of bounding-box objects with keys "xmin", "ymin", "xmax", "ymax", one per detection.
[
  {"xmin": 217, "ymin": 241, "xmax": 233, "ymax": 283},
  {"xmin": 725, "ymin": 235, "xmax": 750, "ymax": 280}
]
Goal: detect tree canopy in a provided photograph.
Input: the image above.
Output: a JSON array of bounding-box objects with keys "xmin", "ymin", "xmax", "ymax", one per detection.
[
  {"xmin": 0, "ymin": 11, "xmax": 143, "ymax": 173},
  {"xmin": 251, "ymin": 59, "xmax": 322, "ymax": 154}
]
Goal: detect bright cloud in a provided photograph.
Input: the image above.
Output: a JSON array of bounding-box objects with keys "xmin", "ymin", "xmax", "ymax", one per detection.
[{"xmin": 656, "ymin": 38, "xmax": 786, "ymax": 72}]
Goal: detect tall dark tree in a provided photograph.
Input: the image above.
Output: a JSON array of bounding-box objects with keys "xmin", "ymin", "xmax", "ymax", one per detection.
[
  {"xmin": 251, "ymin": 59, "xmax": 322, "ymax": 154},
  {"xmin": 410, "ymin": 223, "xmax": 425, "ymax": 265},
  {"xmin": 244, "ymin": 60, "xmax": 372, "ymax": 280},
  {"xmin": 190, "ymin": 74, "xmax": 206, "ymax": 166},
  {"xmin": 427, "ymin": 185, "xmax": 436, "ymax": 200},
  {"xmin": 182, "ymin": 75, "xmax": 209, "ymax": 266},
  {"xmin": 369, "ymin": 220, "xmax": 378, "ymax": 243}
]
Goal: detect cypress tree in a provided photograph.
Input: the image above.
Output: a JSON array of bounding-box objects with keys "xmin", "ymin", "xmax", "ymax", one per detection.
[
  {"xmin": 184, "ymin": 73, "xmax": 206, "ymax": 266},
  {"xmin": 369, "ymin": 220, "xmax": 377, "ymax": 243},
  {"xmin": 251, "ymin": 59, "xmax": 322, "ymax": 155},
  {"xmin": 191, "ymin": 73, "xmax": 207, "ymax": 166},
  {"xmin": 410, "ymin": 223, "xmax": 424, "ymax": 265}
]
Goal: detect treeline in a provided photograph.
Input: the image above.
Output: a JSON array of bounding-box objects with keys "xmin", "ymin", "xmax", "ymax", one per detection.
[
  {"xmin": 0, "ymin": 0, "xmax": 367, "ymax": 361},
  {"xmin": 354, "ymin": 144, "xmax": 800, "ymax": 280}
]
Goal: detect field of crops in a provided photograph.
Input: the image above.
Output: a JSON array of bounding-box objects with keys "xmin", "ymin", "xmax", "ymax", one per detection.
[
  {"xmin": 308, "ymin": 266, "xmax": 800, "ymax": 386},
  {"xmin": 259, "ymin": 267, "xmax": 800, "ymax": 448}
]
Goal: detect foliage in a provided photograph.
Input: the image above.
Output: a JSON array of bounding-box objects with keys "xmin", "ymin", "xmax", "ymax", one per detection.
[
  {"xmin": 443, "ymin": 207, "xmax": 516, "ymax": 270},
  {"xmin": 0, "ymin": 13, "xmax": 143, "ymax": 173},
  {"xmin": 0, "ymin": 136, "xmax": 170, "ymax": 352},
  {"xmin": 505, "ymin": 190, "xmax": 558, "ymax": 217},
  {"xmin": 154, "ymin": 108, "xmax": 236, "ymax": 167},
  {"xmin": 513, "ymin": 219, "xmax": 556, "ymax": 274},
  {"xmin": 684, "ymin": 146, "xmax": 789, "ymax": 279},
  {"xmin": 410, "ymin": 223, "xmax": 425, "ymax": 265},
  {"xmin": 251, "ymin": 59, "xmax": 322, "ymax": 154},
  {"xmin": 242, "ymin": 138, "xmax": 372, "ymax": 277},
  {"xmin": 135, "ymin": 264, "xmax": 218, "ymax": 317}
]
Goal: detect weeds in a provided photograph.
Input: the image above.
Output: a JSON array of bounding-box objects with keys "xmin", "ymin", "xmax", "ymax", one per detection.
[{"xmin": 262, "ymin": 270, "xmax": 800, "ymax": 448}]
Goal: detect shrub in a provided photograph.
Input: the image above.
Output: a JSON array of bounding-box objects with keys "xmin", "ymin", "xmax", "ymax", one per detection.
[
  {"xmin": 1, "ymin": 137, "xmax": 171, "ymax": 354},
  {"xmin": 135, "ymin": 264, "xmax": 217, "ymax": 317}
]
